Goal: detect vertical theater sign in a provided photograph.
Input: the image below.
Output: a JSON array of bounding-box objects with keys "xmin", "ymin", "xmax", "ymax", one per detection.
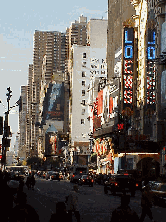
[
  {"xmin": 146, "ymin": 29, "xmax": 156, "ymax": 106},
  {"xmin": 123, "ymin": 26, "xmax": 134, "ymax": 109}
]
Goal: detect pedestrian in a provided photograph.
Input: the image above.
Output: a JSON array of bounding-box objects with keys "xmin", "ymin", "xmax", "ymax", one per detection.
[
  {"xmin": 110, "ymin": 194, "xmax": 139, "ymax": 222},
  {"xmin": 49, "ymin": 201, "xmax": 72, "ymax": 222},
  {"xmin": 26, "ymin": 175, "xmax": 31, "ymax": 189},
  {"xmin": 0, "ymin": 170, "xmax": 14, "ymax": 222},
  {"xmin": 31, "ymin": 174, "xmax": 36, "ymax": 190},
  {"xmin": 66, "ymin": 184, "xmax": 81, "ymax": 222},
  {"xmin": 140, "ymin": 185, "xmax": 156, "ymax": 222},
  {"xmin": 9, "ymin": 191, "xmax": 40, "ymax": 222}
]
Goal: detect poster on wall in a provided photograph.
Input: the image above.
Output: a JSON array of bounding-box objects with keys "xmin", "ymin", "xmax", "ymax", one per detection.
[{"xmin": 43, "ymin": 82, "xmax": 65, "ymax": 121}]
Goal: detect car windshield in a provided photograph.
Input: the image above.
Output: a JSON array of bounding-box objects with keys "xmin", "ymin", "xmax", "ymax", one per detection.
[
  {"xmin": 75, "ymin": 167, "xmax": 87, "ymax": 174},
  {"xmin": 82, "ymin": 175, "xmax": 88, "ymax": 179},
  {"xmin": 158, "ymin": 184, "xmax": 166, "ymax": 191},
  {"xmin": 152, "ymin": 183, "xmax": 160, "ymax": 190}
]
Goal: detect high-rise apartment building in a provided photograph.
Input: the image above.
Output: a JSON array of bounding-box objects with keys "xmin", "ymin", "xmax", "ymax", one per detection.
[
  {"xmin": 19, "ymin": 85, "xmax": 28, "ymax": 159},
  {"xmin": 66, "ymin": 15, "xmax": 87, "ymax": 77},
  {"xmin": 26, "ymin": 30, "xmax": 66, "ymax": 157},
  {"xmin": 107, "ymin": 0, "xmax": 136, "ymax": 80},
  {"xmin": 69, "ymin": 19, "xmax": 108, "ymax": 165}
]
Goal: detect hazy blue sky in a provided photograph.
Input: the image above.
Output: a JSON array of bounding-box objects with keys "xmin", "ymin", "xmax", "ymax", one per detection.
[{"xmin": 0, "ymin": 0, "xmax": 108, "ymax": 151}]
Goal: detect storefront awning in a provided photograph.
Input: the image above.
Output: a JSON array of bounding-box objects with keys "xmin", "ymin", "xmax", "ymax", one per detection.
[{"xmin": 93, "ymin": 125, "xmax": 113, "ymax": 137}]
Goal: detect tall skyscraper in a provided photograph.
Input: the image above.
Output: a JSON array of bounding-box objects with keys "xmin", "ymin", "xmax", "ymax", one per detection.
[
  {"xmin": 25, "ymin": 30, "xmax": 66, "ymax": 157},
  {"xmin": 19, "ymin": 85, "xmax": 28, "ymax": 159}
]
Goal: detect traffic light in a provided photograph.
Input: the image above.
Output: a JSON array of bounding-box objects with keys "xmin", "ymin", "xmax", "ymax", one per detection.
[
  {"xmin": 118, "ymin": 113, "xmax": 124, "ymax": 123},
  {"xmin": 4, "ymin": 125, "xmax": 10, "ymax": 137},
  {"xmin": 0, "ymin": 116, "xmax": 3, "ymax": 135},
  {"xmin": 118, "ymin": 123, "xmax": 124, "ymax": 130}
]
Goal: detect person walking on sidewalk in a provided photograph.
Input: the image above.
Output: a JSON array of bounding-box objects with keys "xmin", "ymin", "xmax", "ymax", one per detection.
[
  {"xmin": 66, "ymin": 184, "xmax": 81, "ymax": 222},
  {"xmin": 110, "ymin": 194, "xmax": 139, "ymax": 222},
  {"xmin": 49, "ymin": 201, "xmax": 72, "ymax": 222},
  {"xmin": 9, "ymin": 191, "xmax": 40, "ymax": 222},
  {"xmin": 140, "ymin": 185, "xmax": 156, "ymax": 222}
]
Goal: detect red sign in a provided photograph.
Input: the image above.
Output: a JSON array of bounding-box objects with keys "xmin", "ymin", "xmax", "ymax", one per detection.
[
  {"xmin": 97, "ymin": 90, "xmax": 103, "ymax": 115},
  {"xmin": 109, "ymin": 97, "xmax": 113, "ymax": 114},
  {"xmin": 93, "ymin": 116, "xmax": 101, "ymax": 131},
  {"xmin": 118, "ymin": 124, "xmax": 124, "ymax": 130},
  {"xmin": 0, "ymin": 155, "xmax": 2, "ymax": 159}
]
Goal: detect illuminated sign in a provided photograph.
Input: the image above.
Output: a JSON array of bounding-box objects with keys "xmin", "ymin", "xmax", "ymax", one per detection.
[
  {"xmin": 93, "ymin": 116, "xmax": 101, "ymax": 132},
  {"xmin": 147, "ymin": 30, "xmax": 156, "ymax": 105},
  {"xmin": 97, "ymin": 90, "xmax": 103, "ymax": 115},
  {"xmin": 118, "ymin": 124, "xmax": 124, "ymax": 130},
  {"xmin": 109, "ymin": 97, "xmax": 113, "ymax": 114},
  {"xmin": 123, "ymin": 28, "xmax": 134, "ymax": 105}
]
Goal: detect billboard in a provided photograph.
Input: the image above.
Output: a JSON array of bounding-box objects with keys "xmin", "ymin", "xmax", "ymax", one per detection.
[{"xmin": 43, "ymin": 82, "xmax": 65, "ymax": 121}]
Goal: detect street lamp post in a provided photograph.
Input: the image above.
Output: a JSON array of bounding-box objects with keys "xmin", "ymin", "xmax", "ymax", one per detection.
[{"xmin": 2, "ymin": 87, "xmax": 12, "ymax": 171}]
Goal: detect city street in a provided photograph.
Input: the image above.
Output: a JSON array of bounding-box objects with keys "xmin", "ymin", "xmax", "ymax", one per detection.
[{"xmin": 21, "ymin": 177, "xmax": 166, "ymax": 222}]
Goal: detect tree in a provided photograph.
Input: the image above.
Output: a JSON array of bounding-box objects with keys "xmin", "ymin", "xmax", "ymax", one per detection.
[{"xmin": 27, "ymin": 156, "xmax": 43, "ymax": 170}]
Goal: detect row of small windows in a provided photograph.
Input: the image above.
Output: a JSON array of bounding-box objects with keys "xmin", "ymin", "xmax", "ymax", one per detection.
[
  {"xmin": 82, "ymin": 90, "xmax": 85, "ymax": 96},
  {"xmin": 81, "ymin": 119, "xmax": 85, "ymax": 124},
  {"xmin": 90, "ymin": 70, "xmax": 106, "ymax": 75}
]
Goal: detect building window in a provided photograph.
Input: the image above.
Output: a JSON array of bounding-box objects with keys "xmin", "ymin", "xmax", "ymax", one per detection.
[
  {"xmin": 82, "ymin": 90, "xmax": 85, "ymax": 96},
  {"xmin": 81, "ymin": 119, "xmax": 85, "ymax": 124},
  {"xmin": 82, "ymin": 100, "xmax": 85, "ymax": 105},
  {"xmin": 82, "ymin": 62, "xmax": 86, "ymax": 68},
  {"xmin": 82, "ymin": 81, "xmax": 85, "ymax": 86},
  {"xmin": 82, "ymin": 109, "xmax": 85, "ymax": 115},
  {"xmin": 83, "ymin": 53, "xmax": 86, "ymax": 58},
  {"xmin": 82, "ymin": 71, "xmax": 86, "ymax": 77}
]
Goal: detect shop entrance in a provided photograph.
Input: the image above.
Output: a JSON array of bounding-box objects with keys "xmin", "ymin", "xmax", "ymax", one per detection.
[{"xmin": 136, "ymin": 157, "xmax": 160, "ymax": 180}]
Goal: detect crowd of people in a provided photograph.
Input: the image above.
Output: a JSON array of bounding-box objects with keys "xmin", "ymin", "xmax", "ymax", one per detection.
[{"xmin": 0, "ymin": 169, "xmax": 160, "ymax": 222}]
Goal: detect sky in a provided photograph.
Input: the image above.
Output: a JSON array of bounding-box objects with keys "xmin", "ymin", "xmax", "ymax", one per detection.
[{"xmin": 0, "ymin": 0, "xmax": 108, "ymax": 152}]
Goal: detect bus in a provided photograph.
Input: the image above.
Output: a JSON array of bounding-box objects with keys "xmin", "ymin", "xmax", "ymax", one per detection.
[
  {"xmin": 6, "ymin": 166, "xmax": 29, "ymax": 174},
  {"xmin": 69, "ymin": 164, "xmax": 89, "ymax": 182}
]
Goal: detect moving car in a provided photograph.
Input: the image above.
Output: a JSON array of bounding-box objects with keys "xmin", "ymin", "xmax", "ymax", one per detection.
[
  {"xmin": 70, "ymin": 165, "xmax": 89, "ymax": 183},
  {"xmin": 78, "ymin": 174, "xmax": 94, "ymax": 187},
  {"xmin": 50, "ymin": 172, "xmax": 60, "ymax": 181},
  {"xmin": 70, "ymin": 173, "xmax": 83, "ymax": 183},
  {"xmin": 104, "ymin": 174, "xmax": 136, "ymax": 196}
]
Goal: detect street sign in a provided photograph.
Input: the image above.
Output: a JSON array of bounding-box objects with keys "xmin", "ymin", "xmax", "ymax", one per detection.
[{"xmin": 2, "ymin": 138, "xmax": 10, "ymax": 147}]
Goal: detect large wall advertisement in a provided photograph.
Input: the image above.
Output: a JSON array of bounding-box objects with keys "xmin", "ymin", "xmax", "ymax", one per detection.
[
  {"xmin": 123, "ymin": 27, "xmax": 134, "ymax": 107},
  {"xmin": 43, "ymin": 82, "xmax": 65, "ymax": 122}
]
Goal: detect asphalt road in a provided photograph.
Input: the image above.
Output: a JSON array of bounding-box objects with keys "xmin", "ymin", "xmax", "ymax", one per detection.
[{"xmin": 22, "ymin": 177, "xmax": 166, "ymax": 222}]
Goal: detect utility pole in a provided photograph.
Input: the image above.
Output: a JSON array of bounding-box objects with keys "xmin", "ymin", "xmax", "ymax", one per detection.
[{"xmin": 2, "ymin": 87, "xmax": 12, "ymax": 171}]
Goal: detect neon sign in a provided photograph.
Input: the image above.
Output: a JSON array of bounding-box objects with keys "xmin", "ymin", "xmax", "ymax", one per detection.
[
  {"xmin": 123, "ymin": 28, "xmax": 134, "ymax": 105},
  {"xmin": 147, "ymin": 30, "xmax": 156, "ymax": 105}
]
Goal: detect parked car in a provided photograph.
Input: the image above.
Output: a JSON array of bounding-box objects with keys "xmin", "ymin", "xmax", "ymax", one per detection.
[
  {"xmin": 104, "ymin": 174, "xmax": 136, "ymax": 196},
  {"xmin": 149, "ymin": 182, "xmax": 166, "ymax": 207},
  {"xmin": 50, "ymin": 172, "xmax": 60, "ymax": 181},
  {"xmin": 142, "ymin": 180, "xmax": 160, "ymax": 191},
  {"xmin": 45, "ymin": 171, "xmax": 54, "ymax": 180},
  {"xmin": 78, "ymin": 174, "xmax": 94, "ymax": 187}
]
